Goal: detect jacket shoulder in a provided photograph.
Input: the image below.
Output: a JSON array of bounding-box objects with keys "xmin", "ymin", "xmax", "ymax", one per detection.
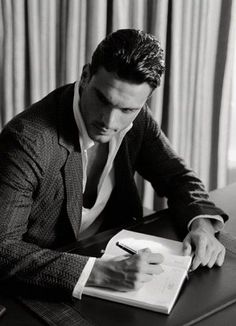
[
  {"xmin": 0, "ymin": 84, "xmax": 75, "ymax": 170},
  {"xmin": 2, "ymin": 83, "xmax": 74, "ymax": 140}
]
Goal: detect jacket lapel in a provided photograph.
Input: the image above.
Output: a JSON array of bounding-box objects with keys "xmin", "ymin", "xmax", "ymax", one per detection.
[
  {"xmin": 63, "ymin": 151, "xmax": 83, "ymax": 239},
  {"xmin": 114, "ymin": 136, "xmax": 143, "ymax": 221},
  {"xmin": 57, "ymin": 84, "xmax": 83, "ymax": 239}
]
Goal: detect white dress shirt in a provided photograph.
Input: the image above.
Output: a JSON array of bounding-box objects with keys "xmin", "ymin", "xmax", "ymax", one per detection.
[{"xmin": 71, "ymin": 81, "xmax": 224, "ymax": 299}]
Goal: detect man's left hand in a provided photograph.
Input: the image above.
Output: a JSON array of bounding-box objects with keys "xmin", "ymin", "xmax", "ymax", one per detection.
[{"xmin": 183, "ymin": 218, "xmax": 225, "ymax": 270}]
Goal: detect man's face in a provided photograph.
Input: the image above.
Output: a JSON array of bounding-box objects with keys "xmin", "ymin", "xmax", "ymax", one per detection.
[{"xmin": 79, "ymin": 67, "xmax": 152, "ymax": 143}]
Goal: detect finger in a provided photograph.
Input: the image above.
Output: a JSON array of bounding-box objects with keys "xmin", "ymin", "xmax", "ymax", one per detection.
[
  {"xmin": 114, "ymin": 254, "xmax": 131, "ymax": 261},
  {"xmin": 195, "ymin": 237, "xmax": 208, "ymax": 264},
  {"xmin": 136, "ymin": 249, "xmax": 163, "ymax": 264},
  {"xmin": 146, "ymin": 264, "xmax": 163, "ymax": 275},
  {"xmin": 204, "ymin": 239, "xmax": 224, "ymax": 267},
  {"xmin": 201, "ymin": 244, "xmax": 213, "ymax": 266},
  {"xmin": 135, "ymin": 248, "xmax": 151, "ymax": 263},
  {"xmin": 134, "ymin": 273, "xmax": 154, "ymax": 283},
  {"xmin": 110, "ymin": 277, "xmax": 140, "ymax": 291},
  {"xmin": 120, "ymin": 250, "xmax": 154, "ymax": 273},
  {"xmin": 146, "ymin": 253, "xmax": 164, "ymax": 264},
  {"xmin": 183, "ymin": 242, "xmax": 192, "ymax": 256},
  {"xmin": 216, "ymin": 247, "xmax": 226, "ymax": 267},
  {"xmin": 183, "ymin": 236, "xmax": 192, "ymax": 256},
  {"xmin": 207, "ymin": 249, "xmax": 219, "ymax": 268},
  {"xmin": 135, "ymin": 255, "xmax": 164, "ymax": 274},
  {"xmin": 191, "ymin": 255, "xmax": 201, "ymax": 271},
  {"xmin": 138, "ymin": 248, "xmax": 152, "ymax": 254}
]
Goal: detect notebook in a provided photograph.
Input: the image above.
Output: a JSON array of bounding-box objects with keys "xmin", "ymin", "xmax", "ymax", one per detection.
[{"xmin": 83, "ymin": 229, "xmax": 192, "ymax": 314}]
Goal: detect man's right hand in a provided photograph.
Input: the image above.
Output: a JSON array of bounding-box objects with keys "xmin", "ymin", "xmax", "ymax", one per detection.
[{"xmin": 86, "ymin": 249, "xmax": 164, "ymax": 292}]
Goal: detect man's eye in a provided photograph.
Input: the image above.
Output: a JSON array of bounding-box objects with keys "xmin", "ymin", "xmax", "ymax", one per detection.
[
  {"xmin": 122, "ymin": 108, "xmax": 136, "ymax": 114},
  {"xmin": 97, "ymin": 93, "xmax": 109, "ymax": 105}
]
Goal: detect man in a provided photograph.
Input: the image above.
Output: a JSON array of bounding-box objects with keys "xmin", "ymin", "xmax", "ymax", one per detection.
[{"xmin": 0, "ymin": 29, "xmax": 227, "ymax": 299}]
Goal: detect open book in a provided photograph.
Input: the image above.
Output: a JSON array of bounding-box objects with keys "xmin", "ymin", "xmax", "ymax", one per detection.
[{"xmin": 83, "ymin": 230, "xmax": 192, "ymax": 314}]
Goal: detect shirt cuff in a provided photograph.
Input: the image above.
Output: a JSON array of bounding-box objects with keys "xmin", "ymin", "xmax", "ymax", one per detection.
[
  {"xmin": 72, "ymin": 257, "xmax": 96, "ymax": 300},
  {"xmin": 187, "ymin": 215, "xmax": 224, "ymax": 233}
]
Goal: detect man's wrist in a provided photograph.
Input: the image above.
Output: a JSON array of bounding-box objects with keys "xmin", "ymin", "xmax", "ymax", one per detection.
[
  {"xmin": 190, "ymin": 218, "xmax": 215, "ymax": 234},
  {"xmin": 188, "ymin": 215, "xmax": 224, "ymax": 234}
]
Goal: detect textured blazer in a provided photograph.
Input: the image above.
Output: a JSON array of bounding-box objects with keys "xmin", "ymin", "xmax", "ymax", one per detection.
[{"xmin": 0, "ymin": 83, "xmax": 227, "ymax": 296}]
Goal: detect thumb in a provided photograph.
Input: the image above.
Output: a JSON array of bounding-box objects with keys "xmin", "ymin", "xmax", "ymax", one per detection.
[{"xmin": 183, "ymin": 235, "xmax": 192, "ymax": 256}]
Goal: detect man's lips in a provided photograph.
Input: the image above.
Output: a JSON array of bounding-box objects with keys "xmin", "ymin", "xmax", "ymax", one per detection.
[{"xmin": 92, "ymin": 122, "xmax": 114, "ymax": 134}]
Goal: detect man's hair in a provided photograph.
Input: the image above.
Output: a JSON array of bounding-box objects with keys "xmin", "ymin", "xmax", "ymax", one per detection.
[{"xmin": 90, "ymin": 29, "xmax": 165, "ymax": 89}]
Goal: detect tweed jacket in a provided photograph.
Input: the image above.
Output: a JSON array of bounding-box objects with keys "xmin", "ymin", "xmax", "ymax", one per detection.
[{"xmin": 0, "ymin": 83, "xmax": 227, "ymax": 296}]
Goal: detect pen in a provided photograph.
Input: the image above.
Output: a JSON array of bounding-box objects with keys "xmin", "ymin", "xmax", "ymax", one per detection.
[{"xmin": 116, "ymin": 241, "xmax": 137, "ymax": 255}]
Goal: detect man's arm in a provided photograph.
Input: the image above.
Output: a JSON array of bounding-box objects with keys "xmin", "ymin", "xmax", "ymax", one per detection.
[
  {"xmin": 0, "ymin": 123, "xmax": 88, "ymax": 295},
  {"xmin": 134, "ymin": 107, "xmax": 228, "ymax": 269},
  {"xmin": 135, "ymin": 108, "xmax": 227, "ymax": 226}
]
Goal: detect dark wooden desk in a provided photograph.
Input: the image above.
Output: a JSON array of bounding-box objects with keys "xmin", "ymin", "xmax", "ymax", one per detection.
[{"xmin": 1, "ymin": 211, "xmax": 236, "ymax": 325}]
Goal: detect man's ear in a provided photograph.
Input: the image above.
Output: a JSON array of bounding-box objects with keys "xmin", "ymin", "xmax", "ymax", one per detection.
[{"xmin": 79, "ymin": 64, "xmax": 91, "ymax": 89}]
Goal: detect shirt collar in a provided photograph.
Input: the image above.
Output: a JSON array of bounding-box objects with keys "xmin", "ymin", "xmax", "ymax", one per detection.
[
  {"xmin": 73, "ymin": 81, "xmax": 94, "ymax": 151},
  {"xmin": 73, "ymin": 81, "xmax": 133, "ymax": 151}
]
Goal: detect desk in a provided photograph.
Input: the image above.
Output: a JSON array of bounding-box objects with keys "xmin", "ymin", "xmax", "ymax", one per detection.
[{"xmin": 1, "ymin": 210, "xmax": 236, "ymax": 326}]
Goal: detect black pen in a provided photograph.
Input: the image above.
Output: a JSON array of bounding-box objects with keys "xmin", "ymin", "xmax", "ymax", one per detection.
[{"xmin": 116, "ymin": 241, "xmax": 137, "ymax": 255}]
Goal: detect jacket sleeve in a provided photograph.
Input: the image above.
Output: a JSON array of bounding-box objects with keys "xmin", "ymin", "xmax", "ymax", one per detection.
[
  {"xmin": 0, "ymin": 122, "xmax": 88, "ymax": 296},
  {"xmin": 135, "ymin": 107, "xmax": 228, "ymax": 230}
]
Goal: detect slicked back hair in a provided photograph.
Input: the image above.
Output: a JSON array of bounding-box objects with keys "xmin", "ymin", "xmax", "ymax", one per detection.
[{"xmin": 90, "ymin": 29, "xmax": 165, "ymax": 89}]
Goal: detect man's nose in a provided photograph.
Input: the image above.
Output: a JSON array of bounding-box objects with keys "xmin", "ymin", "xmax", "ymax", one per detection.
[{"xmin": 101, "ymin": 107, "xmax": 119, "ymax": 129}]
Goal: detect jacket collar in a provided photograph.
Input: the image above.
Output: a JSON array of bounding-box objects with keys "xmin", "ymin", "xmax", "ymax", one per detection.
[
  {"xmin": 56, "ymin": 83, "xmax": 83, "ymax": 239},
  {"xmin": 56, "ymin": 83, "xmax": 80, "ymax": 153}
]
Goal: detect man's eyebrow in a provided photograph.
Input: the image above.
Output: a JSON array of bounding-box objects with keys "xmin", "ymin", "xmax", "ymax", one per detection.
[
  {"xmin": 94, "ymin": 88, "xmax": 112, "ymax": 105},
  {"xmin": 94, "ymin": 87, "xmax": 141, "ymax": 111}
]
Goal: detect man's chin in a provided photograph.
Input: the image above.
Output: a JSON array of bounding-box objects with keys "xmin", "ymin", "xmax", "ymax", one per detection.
[{"xmin": 90, "ymin": 133, "xmax": 113, "ymax": 143}]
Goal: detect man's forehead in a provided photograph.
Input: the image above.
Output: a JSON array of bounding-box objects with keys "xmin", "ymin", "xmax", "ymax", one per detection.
[{"xmin": 91, "ymin": 68, "xmax": 151, "ymax": 105}]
